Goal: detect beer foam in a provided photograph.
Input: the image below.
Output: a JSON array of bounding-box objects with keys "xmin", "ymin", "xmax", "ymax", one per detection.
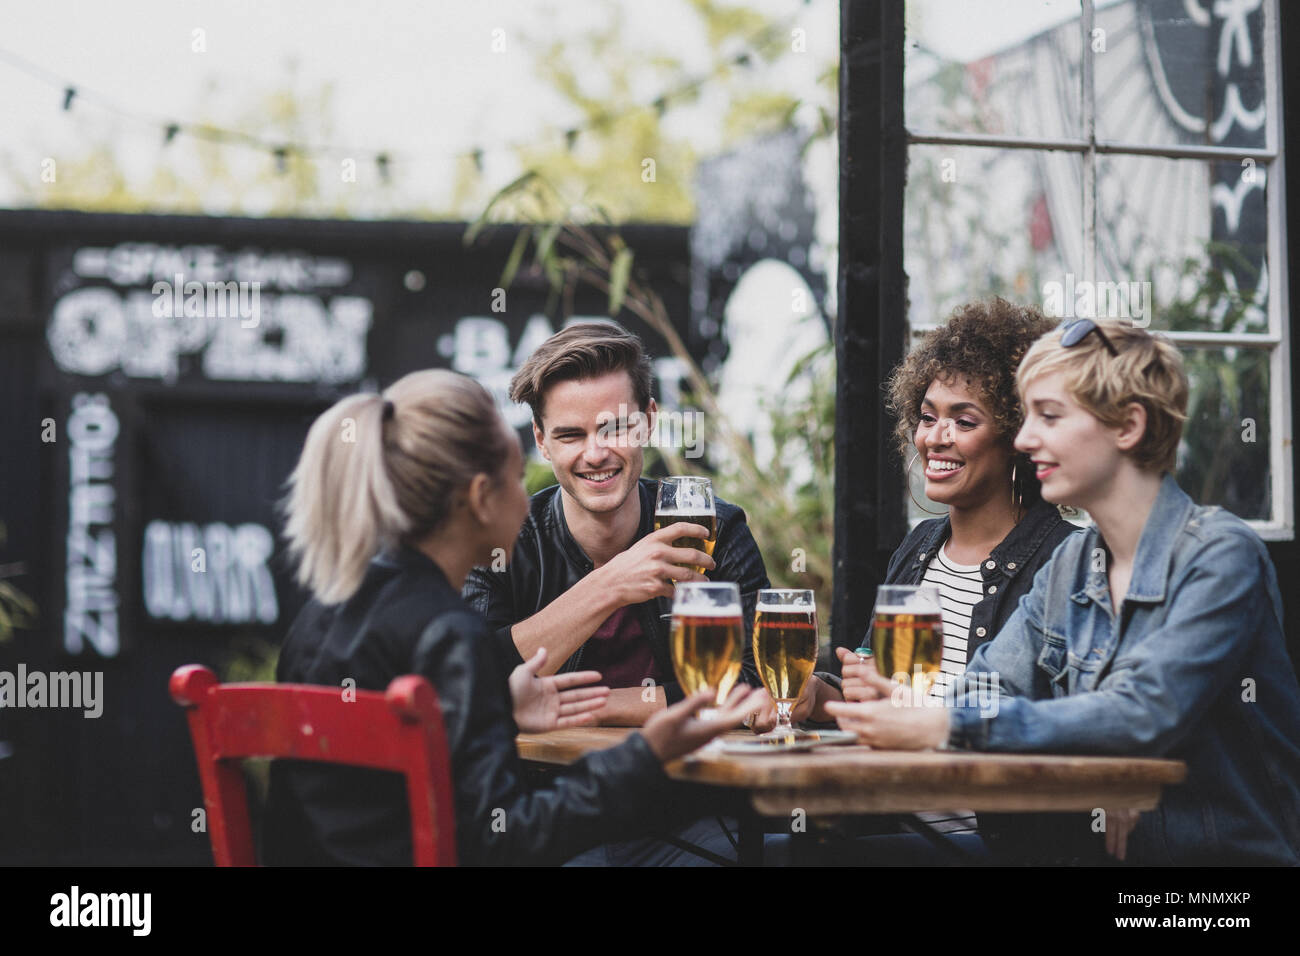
[
  {"xmin": 755, "ymin": 603, "xmax": 815, "ymax": 614},
  {"xmin": 672, "ymin": 599, "xmax": 741, "ymax": 617},
  {"xmin": 655, "ymin": 508, "xmax": 715, "ymax": 517}
]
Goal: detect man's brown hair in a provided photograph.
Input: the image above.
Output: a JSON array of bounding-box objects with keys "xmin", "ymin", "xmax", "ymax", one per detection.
[{"xmin": 510, "ymin": 322, "xmax": 654, "ymax": 427}]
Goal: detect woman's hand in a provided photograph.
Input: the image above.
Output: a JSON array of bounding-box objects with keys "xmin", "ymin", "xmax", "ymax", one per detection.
[
  {"xmin": 824, "ymin": 699, "xmax": 951, "ymax": 750},
  {"xmin": 748, "ymin": 647, "xmax": 891, "ymax": 732},
  {"xmin": 509, "ymin": 648, "xmax": 610, "ymax": 734},
  {"xmin": 641, "ymin": 684, "xmax": 770, "ymax": 762},
  {"xmin": 837, "ymin": 646, "xmax": 888, "ymax": 703},
  {"xmin": 823, "ymin": 666, "xmax": 951, "ymax": 750}
]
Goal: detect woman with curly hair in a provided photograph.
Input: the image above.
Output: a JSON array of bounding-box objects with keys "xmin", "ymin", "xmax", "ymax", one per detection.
[
  {"xmin": 797, "ymin": 299, "xmax": 1077, "ymax": 716},
  {"xmin": 867, "ymin": 297, "xmax": 1079, "ymax": 694},
  {"xmin": 766, "ymin": 299, "xmax": 1078, "ymax": 864},
  {"xmin": 846, "ymin": 299, "xmax": 1077, "ymax": 689}
]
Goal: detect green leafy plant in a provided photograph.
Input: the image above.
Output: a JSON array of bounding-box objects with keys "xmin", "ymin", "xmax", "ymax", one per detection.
[
  {"xmin": 219, "ymin": 634, "xmax": 280, "ymax": 684},
  {"xmin": 217, "ymin": 634, "xmax": 281, "ymax": 811},
  {"xmin": 0, "ymin": 577, "xmax": 38, "ymax": 643},
  {"xmin": 0, "ymin": 523, "xmax": 38, "ymax": 643}
]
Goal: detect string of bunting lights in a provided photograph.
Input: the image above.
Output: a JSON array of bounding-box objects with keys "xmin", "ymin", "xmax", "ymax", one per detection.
[{"xmin": 0, "ymin": 13, "xmax": 806, "ymax": 183}]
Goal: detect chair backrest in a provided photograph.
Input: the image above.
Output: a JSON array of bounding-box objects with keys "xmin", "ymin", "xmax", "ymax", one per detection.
[{"xmin": 170, "ymin": 664, "xmax": 457, "ymax": 866}]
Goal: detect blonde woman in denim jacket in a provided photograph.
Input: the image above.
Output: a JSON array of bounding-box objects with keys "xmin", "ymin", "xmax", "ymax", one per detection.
[{"xmin": 830, "ymin": 321, "xmax": 1300, "ymax": 866}]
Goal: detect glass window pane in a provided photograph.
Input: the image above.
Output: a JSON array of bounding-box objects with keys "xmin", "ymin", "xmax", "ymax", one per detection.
[
  {"xmin": 906, "ymin": 144, "xmax": 1081, "ymax": 327},
  {"xmin": 906, "ymin": 0, "xmax": 1082, "ymax": 139},
  {"xmin": 904, "ymin": 145, "xmax": 1079, "ymax": 528},
  {"xmin": 1095, "ymin": 154, "xmax": 1269, "ymax": 334},
  {"xmin": 1096, "ymin": 0, "xmax": 1269, "ymax": 150},
  {"xmin": 1178, "ymin": 346, "xmax": 1271, "ymax": 521}
]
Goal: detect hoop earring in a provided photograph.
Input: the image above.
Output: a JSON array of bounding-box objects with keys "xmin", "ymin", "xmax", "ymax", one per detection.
[
  {"xmin": 1010, "ymin": 456, "xmax": 1032, "ymax": 521},
  {"xmin": 906, "ymin": 453, "xmax": 947, "ymax": 516}
]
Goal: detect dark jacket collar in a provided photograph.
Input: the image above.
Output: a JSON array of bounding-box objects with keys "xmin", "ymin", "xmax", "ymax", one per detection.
[
  {"xmin": 910, "ymin": 500, "xmax": 1070, "ymax": 575},
  {"xmin": 989, "ymin": 501, "xmax": 1073, "ymax": 578},
  {"xmin": 547, "ymin": 478, "xmax": 656, "ymax": 570}
]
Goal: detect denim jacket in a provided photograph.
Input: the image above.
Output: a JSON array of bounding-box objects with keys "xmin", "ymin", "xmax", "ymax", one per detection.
[
  {"xmin": 948, "ymin": 474, "xmax": 1300, "ymax": 865},
  {"xmin": 883, "ymin": 501, "xmax": 1079, "ymax": 663}
]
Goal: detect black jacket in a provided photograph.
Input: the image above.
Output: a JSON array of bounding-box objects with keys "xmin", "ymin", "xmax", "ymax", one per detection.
[
  {"xmin": 881, "ymin": 501, "xmax": 1080, "ymax": 661},
  {"xmin": 463, "ymin": 479, "xmax": 771, "ymax": 704},
  {"xmin": 885, "ymin": 503, "xmax": 1092, "ymax": 865},
  {"xmin": 263, "ymin": 545, "xmax": 681, "ymax": 866}
]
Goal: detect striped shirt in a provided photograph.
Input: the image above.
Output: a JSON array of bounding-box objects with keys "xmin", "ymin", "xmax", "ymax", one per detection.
[
  {"xmin": 921, "ymin": 542, "xmax": 984, "ymax": 700},
  {"xmin": 917, "ymin": 541, "xmax": 984, "ymax": 835}
]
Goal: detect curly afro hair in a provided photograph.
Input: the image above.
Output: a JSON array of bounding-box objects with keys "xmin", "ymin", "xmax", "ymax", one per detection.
[{"xmin": 885, "ymin": 298, "xmax": 1058, "ymax": 506}]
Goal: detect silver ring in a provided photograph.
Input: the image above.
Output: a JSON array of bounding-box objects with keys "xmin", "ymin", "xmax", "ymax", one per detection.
[{"xmin": 743, "ymin": 713, "xmax": 755, "ymax": 728}]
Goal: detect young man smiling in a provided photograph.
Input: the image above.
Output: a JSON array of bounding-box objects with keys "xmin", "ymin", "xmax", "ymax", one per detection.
[{"xmin": 464, "ymin": 322, "xmax": 770, "ymax": 728}]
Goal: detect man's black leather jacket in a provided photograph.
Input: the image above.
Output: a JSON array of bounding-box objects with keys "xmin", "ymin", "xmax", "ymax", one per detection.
[
  {"xmin": 463, "ymin": 479, "xmax": 771, "ymax": 704},
  {"xmin": 264, "ymin": 545, "xmax": 683, "ymax": 866}
]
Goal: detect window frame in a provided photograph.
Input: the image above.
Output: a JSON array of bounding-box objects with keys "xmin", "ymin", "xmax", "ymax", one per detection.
[{"xmin": 901, "ymin": 0, "xmax": 1293, "ymax": 539}]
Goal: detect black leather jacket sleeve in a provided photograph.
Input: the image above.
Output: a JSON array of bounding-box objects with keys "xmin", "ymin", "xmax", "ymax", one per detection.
[
  {"xmin": 413, "ymin": 609, "xmax": 676, "ymax": 866},
  {"xmin": 463, "ymin": 564, "xmax": 527, "ymax": 671}
]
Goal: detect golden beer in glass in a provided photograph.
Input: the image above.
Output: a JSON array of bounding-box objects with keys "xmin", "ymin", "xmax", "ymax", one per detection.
[
  {"xmin": 670, "ymin": 581, "xmax": 743, "ymax": 719},
  {"xmin": 655, "ymin": 477, "xmax": 717, "ymax": 576},
  {"xmin": 870, "ymin": 585, "xmax": 944, "ymax": 695},
  {"xmin": 753, "ymin": 589, "xmax": 817, "ymax": 738}
]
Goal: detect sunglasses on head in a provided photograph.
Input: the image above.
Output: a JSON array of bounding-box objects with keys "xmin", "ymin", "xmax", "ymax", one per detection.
[{"xmin": 1060, "ymin": 318, "xmax": 1120, "ymax": 356}]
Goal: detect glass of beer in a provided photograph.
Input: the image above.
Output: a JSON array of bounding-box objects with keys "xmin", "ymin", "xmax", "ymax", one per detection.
[
  {"xmin": 869, "ymin": 585, "xmax": 944, "ymax": 696},
  {"xmin": 655, "ymin": 476, "xmax": 717, "ymax": 576},
  {"xmin": 753, "ymin": 589, "xmax": 818, "ymax": 738},
  {"xmin": 669, "ymin": 581, "xmax": 744, "ymax": 720}
]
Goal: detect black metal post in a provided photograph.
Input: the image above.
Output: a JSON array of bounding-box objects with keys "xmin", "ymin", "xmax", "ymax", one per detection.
[
  {"xmin": 1276, "ymin": 0, "xmax": 1300, "ymax": 662},
  {"xmin": 834, "ymin": 0, "xmax": 907, "ymax": 657}
]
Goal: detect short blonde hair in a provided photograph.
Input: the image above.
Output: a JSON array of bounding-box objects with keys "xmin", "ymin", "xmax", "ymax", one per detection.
[{"xmin": 1017, "ymin": 321, "xmax": 1189, "ymax": 473}]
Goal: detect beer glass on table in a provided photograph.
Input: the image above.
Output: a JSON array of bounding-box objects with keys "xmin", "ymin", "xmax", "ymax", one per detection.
[
  {"xmin": 869, "ymin": 585, "xmax": 944, "ymax": 697},
  {"xmin": 669, "ymin": 581, "xmax": 744, "ymax": 721},
  {"xmin": 655, "ymin": 476, "xmax": 716, "ymax": 576},
  {"xmin": 753, "ymin": 589, "xmax": 818, "ymax": 739}
]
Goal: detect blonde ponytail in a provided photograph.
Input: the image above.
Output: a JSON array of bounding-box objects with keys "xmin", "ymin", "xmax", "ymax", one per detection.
[{"xmin": 283, "ymin": 370, "xmax": 509, "ymax": 604}]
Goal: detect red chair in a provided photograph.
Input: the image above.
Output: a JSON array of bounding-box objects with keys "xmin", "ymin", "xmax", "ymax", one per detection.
[{"xmin": 169, "ymin": 665, "xmax": 457, "ymax": 866}]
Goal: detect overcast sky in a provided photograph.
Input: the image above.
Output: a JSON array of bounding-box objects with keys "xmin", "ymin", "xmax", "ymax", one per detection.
[
  {"xmin": 0, "ymin": 0, "xmax": 838, "ymax": 215},
  {"xmin": 0, "ymin": 0, "xmax": 1087, "ymax": 217}
]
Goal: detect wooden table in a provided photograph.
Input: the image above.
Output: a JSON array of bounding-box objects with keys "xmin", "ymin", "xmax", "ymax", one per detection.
[{"xmin": 517, "ymin": 727, "xmax": 1188, "ymax": 864}]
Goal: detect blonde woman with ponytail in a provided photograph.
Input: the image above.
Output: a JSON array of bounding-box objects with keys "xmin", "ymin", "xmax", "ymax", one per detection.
[{"xmin": 264, "ymin": 369, "xmax": 766, "ymax": 866}]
